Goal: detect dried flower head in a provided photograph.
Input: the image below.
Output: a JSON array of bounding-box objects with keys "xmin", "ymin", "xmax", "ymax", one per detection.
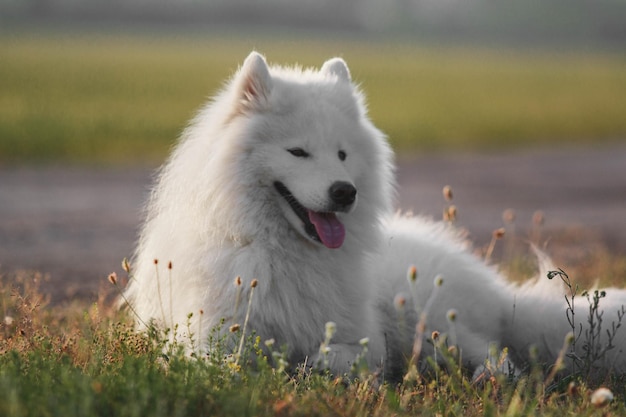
[
  {"xmin": 108, "ymin": 272, "xmax": 118, "ymax": 285},
  {"xmin": 168, "ymin": 261, "xmax": 173, "ymax": 270},
  {"xmin": 431, "ymin": 331, "xmax": 440, "ymax": 341},
  {"xmin": 229, "ymin": 324, "xmax": 241, "ymax": 333},
  {"xmin": 446, "ymin": 205, "xmax": 457, "ymax": 222},
  {"xmin": 407, "ymin": 265, "xmax": 418, "ymax": 283},
  {"xmin": 434, "ymin": 275, "xmax": 444, "ymax": 287},
  {"xmin": 235, "ymin": 276, "xmax": 242, "ymax": 286},
  {"xmin": 493, "ymin": 228, "xmax": 506, "ymax": 239},
  {"xmin": 590, "ymin": 387, "xmax": 613, "ymax": 408},
  {"xmin": 442, "ymin": 185, "xmax": 453, "ymax": 201},
  {"xmin": 447, "ymin": 309, "xmax": 457, "ymax": 323},
  {"xmin": 250, "ymin": 278, "xmax": 258, "ymax": 288},
  {"xmin": 567, "ymin": 381, "xmax": 578, "ymax": 397},
  {"xmin": 447, "ymin": 345, "xmax": 458, "ymax": 358},
  {"xmin": 394, "ymin": 293, "xmax": 406, "ymax": 310},
  {"xmin": 502, "ymin": 209, "xmax": 516, "ymax": 224},
  {"xmin": 121, "ymin": 257, "xmax": 131, "ymax": 273}
]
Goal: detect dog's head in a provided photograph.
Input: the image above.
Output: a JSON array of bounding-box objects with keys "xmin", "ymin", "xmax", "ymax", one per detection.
[{"xmin": 225, "ymin": 52, "xmax": 393, "ymax": 249}]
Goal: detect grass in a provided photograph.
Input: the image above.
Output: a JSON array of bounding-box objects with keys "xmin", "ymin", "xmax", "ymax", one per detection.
[
  {"xmin": 2, "ymin": 218, "xmax": 626, "ymax": 416},
  {"xmin": 1, "ymin": 30, "xmax": 626, "ymax": 164}
]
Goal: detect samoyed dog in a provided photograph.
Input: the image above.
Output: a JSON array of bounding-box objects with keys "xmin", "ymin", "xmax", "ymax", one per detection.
[{"xmin": 125, "ymin": 52, "xmax": 626, "ymax": 379}]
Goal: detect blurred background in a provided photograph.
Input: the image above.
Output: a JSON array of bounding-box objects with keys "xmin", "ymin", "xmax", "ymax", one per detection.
[{"xmin": 1, "ymin": 0, "xmax": 625, "ymax": 302}]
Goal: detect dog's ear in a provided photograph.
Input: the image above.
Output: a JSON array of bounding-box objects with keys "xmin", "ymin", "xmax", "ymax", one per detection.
[
  {"xmin": 236, "ymin": 51, "xmax": 272, "ymax": 111},
  {"xmin": 321, "ymin": 58, "xmax": 351, "ymax": 82}
]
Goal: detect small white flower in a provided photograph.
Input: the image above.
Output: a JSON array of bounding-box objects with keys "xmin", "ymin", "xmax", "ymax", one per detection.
[
  {"xmin": 359, "ymin": 337, "xmax": 369, "ymax": 347},
  {"xmin": 590, "ymin": 387, "xmax": 613, "ymax": 408},
  {"xmin": 4, "ymin": 316, "xmax": 14, "ymax": 326}
]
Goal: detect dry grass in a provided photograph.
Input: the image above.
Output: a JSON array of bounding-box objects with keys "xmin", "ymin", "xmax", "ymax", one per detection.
[{"xmin": 1, "ymin": 231, "xmax": 626, "ymax": 416}]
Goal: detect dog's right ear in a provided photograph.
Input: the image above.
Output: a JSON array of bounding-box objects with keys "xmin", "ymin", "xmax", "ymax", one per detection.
[
  {"xmin": 235, "ymin": 51, "xmax": 272, "ymax": 112},
  {"xmin": 321, "ymin": 58, "xmax": 351, "ymax": 83}
]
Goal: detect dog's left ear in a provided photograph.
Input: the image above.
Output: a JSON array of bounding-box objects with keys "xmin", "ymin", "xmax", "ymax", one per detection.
[{"xmin": 321, "ymin": 58, "xmax": 351, "ymax": 82}]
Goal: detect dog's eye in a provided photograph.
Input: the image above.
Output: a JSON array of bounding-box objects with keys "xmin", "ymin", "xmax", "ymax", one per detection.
[
  {"xmin": 287, "ymin": 148, "xmax": 310, "ymax": 158},
  {"xmin": 338, "ymin": 150, "xmax": 347, "ymax": 161}
]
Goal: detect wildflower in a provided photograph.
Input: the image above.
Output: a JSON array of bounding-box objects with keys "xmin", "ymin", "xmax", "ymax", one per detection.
[
  {"xmin": 325, "ymin": 321, "xmax": 337, "ymax": 340},
  {"xmin": 235, "ymin": 276, "xmax": 242, "ymax": 286},
  {"xmin": 502, "ymin": 208, "xmax": 516, "ymax": 224},
  {"xmin": 445, "ymin": 205, "xmax": 457, "ymax": 222},
  {"xmin": 446, "ymin": 309, "xmax": 457, "ymax": 323},
  {"xmin": 108, "ymin": 272, "xmax": 118, "ymax": 285},
  {"xmin": 407, "ymin": 265, "xmax": 418, "ymax": 283},
  {"xmin": 434, "ymin": 275, "xmax": 444, "ymax": 287},
  {"xmin": 251, "ymin": 278, "xmax": 258, "ymax": 288},
  {"xmin": 359, "ymin": 337, "xmax": 369, "ymax": 347},
  {"xmin": 229, "ymin": 324, "xmax": 241, "ymax": 333},
  {"xmin": 4, "ymin": 316, "xmax": 14, "ymax": 326},
  {"xmin": 121, "ymin": 257, "xmax": 131, "ymax": 273},
  {"xmin": 442, "ymin": 185, "xmax": 453, "ymax": 201},
  {"xmin": 447, "ymin": 345, "xmax": 458, "ymax": 358},
  {"xmin": 265, "ymin": 338, "xmax": 275, "ymax": 348},
  {"xmin": 590, "ymin": 387, "xmax": 613, "ymax": 408},
  {"xmin": 431, "ymin": 331, "xmax": 440, "ymax": 341},
  {"xmin": 394, "ymin": 294, "xmax": 406, "ymax": 311},
  {"xmin": 567, "ymin": 381, "xmax": 578, "ymax": 397},
  {"xmin": 493, "ymin": 228, "xmax": 505, "ymax": 239}
]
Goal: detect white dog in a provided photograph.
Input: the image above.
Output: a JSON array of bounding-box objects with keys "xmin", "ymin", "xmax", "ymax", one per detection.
[{"xmin": 124, "ymin": 52, "xmax": 626, "ymax": 380}]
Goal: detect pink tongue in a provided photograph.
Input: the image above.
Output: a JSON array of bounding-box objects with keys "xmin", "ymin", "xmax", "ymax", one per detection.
[{"xmin": 308, "ymin": 210, "xmax": 345, "ymax": 249}]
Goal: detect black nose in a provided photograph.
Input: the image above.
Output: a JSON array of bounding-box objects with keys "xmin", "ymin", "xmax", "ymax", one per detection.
[{"xmin": 329, "ymin": 181, "xmax": 357, "ymax": 206}]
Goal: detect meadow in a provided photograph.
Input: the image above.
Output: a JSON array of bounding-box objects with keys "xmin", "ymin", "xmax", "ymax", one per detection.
[
  {"xmin": 1, "ymin": 31, "xmax": 626, "ymax": 164},
  {"xmin": 2, "ymin": 259, "xmax": 626, "ymax": 417},
  {"xmin": 2, "ymin": 31, "xmax": 626, "ymax": 416}
]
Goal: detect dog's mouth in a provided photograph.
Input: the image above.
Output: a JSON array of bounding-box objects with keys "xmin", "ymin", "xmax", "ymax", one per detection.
[{"xmin": 274, "ymin": 181, "xmax": 345, "ymax": 249}]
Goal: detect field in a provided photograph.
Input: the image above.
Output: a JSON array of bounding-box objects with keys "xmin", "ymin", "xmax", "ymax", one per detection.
[
  {"xmin": 1, "ymin": 31, "xmax": 626, "ymax": 164},
  {"xmin": 2, "ymin": 31, "xmax": 626, "ymax": 416}
]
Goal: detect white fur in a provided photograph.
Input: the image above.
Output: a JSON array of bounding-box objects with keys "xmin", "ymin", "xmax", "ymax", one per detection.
[{"xmin": 125, "ymin": 52, "xmax": 626, "ymax": 379}]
